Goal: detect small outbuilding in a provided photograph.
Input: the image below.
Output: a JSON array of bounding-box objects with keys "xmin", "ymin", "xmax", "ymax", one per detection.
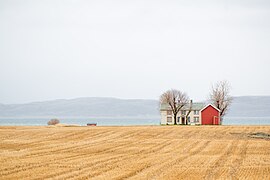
[
  {"xmin": 200, "ymin": 104, "xmax": 220, "ymax": 125},
  {"xmin": 87, "ymin": 123, "xmax": 97, "ymax": 126}
]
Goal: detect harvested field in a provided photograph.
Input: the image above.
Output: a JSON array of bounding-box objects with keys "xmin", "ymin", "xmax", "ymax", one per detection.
[{"xmin": 0, "ymin": 126, "xmax": 270, "ymax": 179}]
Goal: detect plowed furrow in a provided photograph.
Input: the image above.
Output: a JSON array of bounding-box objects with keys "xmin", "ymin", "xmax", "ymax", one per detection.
[
  {"xmin": 56, "ymin": 140, "xmax": 174, "ymax": 179},
  {"xmin": 204, "ymin": 140, "xmax": 238, "ymax": 179}
]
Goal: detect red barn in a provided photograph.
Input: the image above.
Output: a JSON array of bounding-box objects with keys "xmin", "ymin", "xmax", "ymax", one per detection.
[{"xmin": 200, "ymin": 104, "xmax": 220, "ymax": 125}]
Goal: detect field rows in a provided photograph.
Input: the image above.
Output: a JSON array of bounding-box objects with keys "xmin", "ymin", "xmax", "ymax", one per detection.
[{"xmin": 0, "ymin": 126, "xmax": 270, "ymax": 179}]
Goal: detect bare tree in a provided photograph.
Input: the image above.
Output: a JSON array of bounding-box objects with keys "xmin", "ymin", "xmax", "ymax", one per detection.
[
  {"xmin": 160, "ymin": 89, "xmax": 189, "ymax": 125},
  {"xmin": 185, "ymin": 100, "xmax": 193, "ymax": 125},
  {"xmin": 47, "ymin": 118, "xmax": 60, "ymax": 125},
  {"xmin": 210, "ymin": 81, "xmax": 233, "ymax": 123}
]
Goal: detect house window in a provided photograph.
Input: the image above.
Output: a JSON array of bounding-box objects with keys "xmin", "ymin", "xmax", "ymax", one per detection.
[
  {"xmin": 194, "ymin": 110, "xmax": 199, "ymax": 115},
  {"xmin": 187, "ymin": 116, "xmax": 190, "ymax": 123},
  {"xmin": 194, "ymin": 117, "xmax": 199, "ymax": 123},
  {"xmin": 177, "ymin": 117, "xmax": 180, "ymax": 123},
  {"xmin": 181, "ymin": 110, "xmax": 186, "ymax": 115},
  {"xmin": 167, "ymin": 117, "xmax": 172, "ymax": 123},
  {"xmin": 167, "ymin": 110, "xmax": 172, "ymax": 115}
]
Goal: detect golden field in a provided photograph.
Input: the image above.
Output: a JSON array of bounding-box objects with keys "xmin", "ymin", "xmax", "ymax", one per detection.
[{"xmin": 0, "ymin": 125, "xmax": 270, "ymax": 180}]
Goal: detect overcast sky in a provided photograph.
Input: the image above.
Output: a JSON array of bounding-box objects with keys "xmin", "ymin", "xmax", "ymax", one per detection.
[{"xmin": 0, "ymin": 0, "xmax": 270, "ymax": 104}]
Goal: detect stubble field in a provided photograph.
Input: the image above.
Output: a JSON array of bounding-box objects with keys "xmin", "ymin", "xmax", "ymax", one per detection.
[{"xmin": 0, "ymin": 125, "xmax": 270, "ymax": 179}]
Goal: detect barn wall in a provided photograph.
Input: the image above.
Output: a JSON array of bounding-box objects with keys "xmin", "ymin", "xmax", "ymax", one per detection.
[{"xmin": 201, "ymin": 106, "xmax": 219, "ymax": 125}]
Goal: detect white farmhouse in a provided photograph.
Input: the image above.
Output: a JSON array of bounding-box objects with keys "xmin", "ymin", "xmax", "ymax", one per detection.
[{"xmin": 160, "ymin": 101, "xmax": 220, "ymax": 125}]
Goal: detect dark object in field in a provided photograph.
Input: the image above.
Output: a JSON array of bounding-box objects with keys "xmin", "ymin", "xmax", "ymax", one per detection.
[
  {"xmin": 87, "ymin": 123, "xmax": 97, "ymax": 126},
  {"xmin": 249, "ymin": 132, "xmax": 270, "ymax": 139}
]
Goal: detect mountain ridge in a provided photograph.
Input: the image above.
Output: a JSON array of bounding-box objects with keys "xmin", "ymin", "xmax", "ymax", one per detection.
[{"xmin": 0, "ymin": 96, "xmax": 269, "ymax": 118}]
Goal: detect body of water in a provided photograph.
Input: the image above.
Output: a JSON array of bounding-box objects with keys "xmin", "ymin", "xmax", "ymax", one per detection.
[
  {"xmin": 0, "ymin": 117, "xmax": 270, "ymax": 126},
  {"xmin": 0, "ymin": 117, "xmax": 159, "ymax": 126},
  {"xmin": 222, "ymin": 117, "xmax": 270, "ymax": 125}
]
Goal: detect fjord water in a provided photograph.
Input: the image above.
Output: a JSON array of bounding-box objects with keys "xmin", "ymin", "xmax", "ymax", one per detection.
[
  {"xmin": 0, "ymin": 117, "xmax": 270, "ymax": 126},
  {"xmin": 0, "ymin": 117, "xmax": 158, "ymax": 126}
]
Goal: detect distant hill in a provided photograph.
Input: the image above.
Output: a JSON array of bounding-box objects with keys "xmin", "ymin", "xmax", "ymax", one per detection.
[
  {"xmin": 0, "ymin": 97, "xmax": 160, "ymax": 117},
  {"xmin": 226, "ymin": 96, "xmax": 270, "ymax": 117},
  {"xmin": 0, "ymin": 96, "xmax": 269, "ymax": 118}
]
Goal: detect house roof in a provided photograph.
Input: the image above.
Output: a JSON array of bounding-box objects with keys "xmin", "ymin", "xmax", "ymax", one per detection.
[{"xmin": 160, "ymin": 102, "xmax": 205, "ymax": 111}]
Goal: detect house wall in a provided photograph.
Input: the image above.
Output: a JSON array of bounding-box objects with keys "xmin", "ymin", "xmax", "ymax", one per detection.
[
  {"xmin": 188, "ymin": 111, "xmax": 200, "ymax": 125},
  {"xmin": 160, "ymin": 111, "xmax": 169, "ymax": 125},
  {"xmin": 201, "ymin": 105, "xmax": 220, "ymax": 125},
  {"xmin": 161, "ymin": 110, "xmax": 200, "ymax": 125}
]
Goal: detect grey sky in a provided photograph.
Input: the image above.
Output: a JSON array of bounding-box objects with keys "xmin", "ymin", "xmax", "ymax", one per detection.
[{"xmin": 0, "ymin": 0, "xmax": 270, "ymax": 104}]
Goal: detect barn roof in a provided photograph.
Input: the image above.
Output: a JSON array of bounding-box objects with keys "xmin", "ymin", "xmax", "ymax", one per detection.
[
  {"xmin": 160, "ymin": 102, "xmax": 205, "ymax": 111},
  {"xmin": 200, "ymin": 104, "xmax": 221, "ymax": 112}
]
